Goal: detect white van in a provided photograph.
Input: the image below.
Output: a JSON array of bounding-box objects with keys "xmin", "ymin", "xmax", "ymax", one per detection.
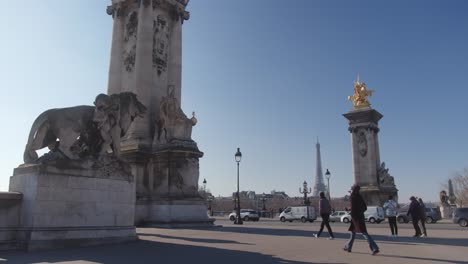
[
  {"xmin": 279, "ymin": 206, "xmax": 317, "ymax": 223},
  {"xmin": 364, "ymin": 206, "xmax": 385, "ymax": 223}
]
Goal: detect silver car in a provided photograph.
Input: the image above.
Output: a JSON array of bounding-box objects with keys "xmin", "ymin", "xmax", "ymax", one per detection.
[
  {"xmin": 229, "ymin": 209, "xmax": 260, "ymax": 222},
  {"xmin": 329, "ymin": 211, "xmax": 348, "ymax": 222}
]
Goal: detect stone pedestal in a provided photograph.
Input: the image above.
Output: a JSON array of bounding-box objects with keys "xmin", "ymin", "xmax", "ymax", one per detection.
[
  {"xmin": 343, "ymin": 108, "xmax": 398, "ymax": 205},
  {"xmin": 440, "ymin": 204, "xmax": 453, "ymax": 219},
  {"xmin": 8, "ymin": 164, "xmax": 137, "ymax": 251},
  {"xmin": 123, "ymin": 144, "xmax": 214, "ymax": 227}
]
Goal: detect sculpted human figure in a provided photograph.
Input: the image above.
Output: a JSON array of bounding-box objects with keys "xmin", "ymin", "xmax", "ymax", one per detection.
[
  {"xmin": 378, "ymin": 162, "xmax": 395, "ymax": 187},
  {"xmin": 155, "ymin": 85, "xmax": 196, "ymax": 144},
  {"xmin": 23, "ymin": 92, "xmax": 146, "ymax": 163}
]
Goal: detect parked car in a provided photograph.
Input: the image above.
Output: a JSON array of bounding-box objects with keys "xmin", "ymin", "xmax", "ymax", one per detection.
[
  {"xmin": 329, "ymin": 211, "xmax": 348, "ymax": 222},
  {"xmin": 452, "ymin": 207, "xmax": 468, "ymax": 227},
  {"xmin": 397, "ymin": 207, "xmax": 442, "ymax": 224},
  {"xmin": 364, "ymin": 206, "xmax": 385, "ymax": 223},
  {"xmin": 279, "ymin": 206, "xmax": 317, "ymax": 223},
  {"xmin": 340, "ymin": 207, "xmax": 384, "ymax": 224},
  {"xmin": 229, "ymin": 209, "xmax": 259, "ymax": 221},
  {"xmin": 341, "ymin": 212, "xmax": 351, "ymax": 223}
]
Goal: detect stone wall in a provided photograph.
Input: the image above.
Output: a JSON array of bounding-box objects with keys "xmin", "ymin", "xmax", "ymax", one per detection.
[{"xmin": 0, "ymin": 192, "xmax": 22, "ymax": 250}]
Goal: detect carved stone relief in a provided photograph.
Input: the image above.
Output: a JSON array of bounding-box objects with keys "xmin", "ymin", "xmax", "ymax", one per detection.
[
  {"xmin": 357, "ymin": 130, "xmax": 368, "ymax": 157},
  {"xmin": 153, "ymin": 15, "xmax": 169, "ymax": 75},
  {"xmin": 124, "ymin": 44, "xmax": 136, "ymax": 72},
  {"xmin": 125, "ymin": 11, "xmax": 138, "ymax": 42}
]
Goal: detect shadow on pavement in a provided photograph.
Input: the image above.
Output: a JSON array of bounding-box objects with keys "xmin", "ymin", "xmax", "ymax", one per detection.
[
  {"xmin": 137, "ymin": 233, "xmax": 255, "ymax": 245},
  {"xmin": 352, "ymin": 252, "xmax": 468, "ymax": 264},
  {"xmin": 0, "ymin": 240, "xmax": 342, "ymax": 264},
  {"xmin": 205, "ymin": 226, "xmax": 468, "ymax": 247}
]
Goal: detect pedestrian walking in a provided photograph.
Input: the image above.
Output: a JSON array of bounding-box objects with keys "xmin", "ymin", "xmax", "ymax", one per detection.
[
  {"xmin": 343, "ymin": 185, "xmax": 380, "ymax": 255},
  {"xmin": 418, "ymin": 198, "xmax": 428, "ymax": 237},
  {"xmin": 407, "ymin": 196, "xmax": 422, "ymax": 237},
  {"xmin": 383, "ymin": 195, "xmax": 398, "ymax": 237},
  {"xmin": 313, "ymin": 191, "xmax": 334, "ymax": 239}
]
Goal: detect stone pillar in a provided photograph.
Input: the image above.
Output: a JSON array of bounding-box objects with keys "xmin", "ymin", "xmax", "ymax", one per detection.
[
  {"xmin": 344, "ymin": 108, "xmax": 397, "ymax": 205},
  {"xmin": 167, "ymin": 13, "xmax": 183, "ymax": 104},
  {"xmin": 107, "ymin": 3, "xmax": 125, "ymax": 95},
  {"xmin": 124, "ymin": 0, "xmax": 154, "ymax": 148}
]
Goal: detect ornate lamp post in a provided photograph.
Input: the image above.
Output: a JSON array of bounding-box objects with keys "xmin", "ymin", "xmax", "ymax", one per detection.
[
  {"xmin": 260, "ymin": 193, "xmax": 267, "ymax": 211},
  {"xmin": 234, "ymin": 148, "xmax": 243, "ymax": 225},
  {"xmin": 207, "ymin": 196, "xmax": 213, "ymax": 216},
  {"xmin": 299, "ymin": 181, "xmax": 312, "ymax": 220},
  {"xmin": 202, "ymin": 178, "xmax": 207, "ymax": 194},
  {"xmin": 325, "ymin": 169, "xmax": 331, "ymax": 201}
]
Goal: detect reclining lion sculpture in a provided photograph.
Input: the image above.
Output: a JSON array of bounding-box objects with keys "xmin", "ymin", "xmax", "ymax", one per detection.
[{"xmin": 23, "ymin": 92, "xmax": 146, "ymax": 163}]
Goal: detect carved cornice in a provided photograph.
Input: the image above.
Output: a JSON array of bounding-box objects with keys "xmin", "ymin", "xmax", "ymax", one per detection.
[
  {"xmin": 348, "ymin": 124, "xmax": 380, "ymax": 134},
  {"xmin": 153, "ymin": 0, "xmax": 190, "ymax": 22}
]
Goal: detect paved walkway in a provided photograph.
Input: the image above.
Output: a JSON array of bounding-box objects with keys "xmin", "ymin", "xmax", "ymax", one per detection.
[{"xmin": 1, "ymin": 219, "xmax": 467, "ymax": 264}]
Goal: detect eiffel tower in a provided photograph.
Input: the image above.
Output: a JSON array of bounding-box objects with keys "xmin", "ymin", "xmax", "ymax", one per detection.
[{"xmin": 313, "ymin": 139, "xmax": 327, "ymax": 197}]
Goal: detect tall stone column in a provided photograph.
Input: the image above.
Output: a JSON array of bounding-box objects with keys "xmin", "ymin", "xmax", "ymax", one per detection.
[
  {"xmin": 106, "ymin": 0, "xmax": 212, "ymax": 227},
  {"xmin": 125, "ymin": 0, "xmax": 154, "ymax": 148},
  {"xmin": 167, "ymin": 12, "xmax": 183, "ymax": 104},
  {"xmin": 344, "ymin": 78, "xmax": 398, "ymax": 205},
  {"xmin": 107, "ymin": 2, "xmax": 125, "ymax": 94}
]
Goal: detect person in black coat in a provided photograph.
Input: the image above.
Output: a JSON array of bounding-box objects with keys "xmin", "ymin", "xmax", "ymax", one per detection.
[
  {"xmin": 407, "ymin": 196, "xmax": 422, "ymax": 237},
  {"xmin": 418, "ymin": 198, "xmax": 427, "ymax": 237},
  {"xmin": 343, "ymin": 185, "xmax": 380, "ymax": 255},
  {"xmin": 313, "ymin": 191, "xmax": 335, "ymax": 239}
]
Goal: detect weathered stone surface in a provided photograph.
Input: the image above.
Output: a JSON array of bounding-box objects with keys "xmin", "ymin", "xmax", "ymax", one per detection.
[
  {"xmin": 4, "ymin": 164, "xmax": 137, "ymax": 250},
  {"xmin": 344, "ymin": 108, "xmax": 398, "ymax": 205}
]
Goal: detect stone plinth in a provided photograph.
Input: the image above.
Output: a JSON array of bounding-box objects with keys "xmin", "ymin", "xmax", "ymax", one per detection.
[
  {"xmin": 8, "ymin": 164, "xmax": 137, "ymax": 251},
  {"xmin": 440, "ymin": 204, "xmax": 453, "ymax": 219},
  {"xmin": 0, "ymin": 192, "xmax": 22, "ymax": 250},
  {"xmin": 123, "ymin": 145, "xmax": 213, "ymax": 227}
]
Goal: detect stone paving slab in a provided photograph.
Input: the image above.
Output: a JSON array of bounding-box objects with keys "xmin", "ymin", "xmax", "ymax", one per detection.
[{"xmin": 0, "ymin": 220, "xmax": 467, "ymax": 264}]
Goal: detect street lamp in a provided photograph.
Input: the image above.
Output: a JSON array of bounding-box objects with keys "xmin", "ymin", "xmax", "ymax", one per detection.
[
  {"xmin": 299, "ymin": 181, "xmax": 312, "ymax": 220},
  {"xmin": 261, "ymin": 193, "xmax": 267, "ymax": 211},
  {"xmin": 203, "ymin": 178, "xmax": 207, "ymax": 193},
  {"xmin": 325, "ymin": 169, "xmax": 331, "ymax": 201},
  {"xmin": 234, "ymin": 147, "xmax": 243, "ymax": 225},
  {"xmin": 207, "ymin": 196, "xmax": 213, "ymax": 216},
  {"xmin": 299, "ymin": 181, "xmax": 312, "ymax": 205}
]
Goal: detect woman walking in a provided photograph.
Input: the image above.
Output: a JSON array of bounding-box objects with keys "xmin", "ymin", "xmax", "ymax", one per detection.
[
  {"xmin": 343, "ymin": 185, "xmax": 380, "ymax": 255},
  {"xmin": 383, "ymin": 195, "xmax": 398, "ymax": 237},
  {"xmin": 313, "ymin": 191, "xmax": 335, "ymax": 239}
]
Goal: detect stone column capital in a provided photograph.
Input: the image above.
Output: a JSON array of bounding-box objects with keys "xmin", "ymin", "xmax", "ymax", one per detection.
[
  {"xmin": 107, "ymin": 1, "xmax": 128, "ymax": 18},
  {"xmin": 153, "ymin": 0, "xmax": 190, "ymax": 22}
]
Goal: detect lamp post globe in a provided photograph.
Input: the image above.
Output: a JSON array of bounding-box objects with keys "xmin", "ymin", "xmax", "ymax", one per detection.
[{"xmin": 234, "ymin": 148, "xmax": 243, "ymax": 225}]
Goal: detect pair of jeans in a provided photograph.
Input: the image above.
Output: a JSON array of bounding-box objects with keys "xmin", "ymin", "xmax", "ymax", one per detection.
[
  {"xmin": 317, "ymin": 214, "xmax": 334, "ymax": 238},
  {"xmin": 344, "ymin": 232, "xmax": 379, "ymax": 252},
  {"xmin": 412, "ymin": 217, "xmax": 422, "ymax": 236},
  {"xmin": 388, "ymin": 216, "xmax": 398, "ymax": 235},
  {"xmin": 419, "ymin": 218, "xmax": 427, "ymax": 235}
]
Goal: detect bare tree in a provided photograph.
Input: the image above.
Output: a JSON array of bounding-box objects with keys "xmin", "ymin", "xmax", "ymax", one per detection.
[
  {"xmin": 444, "ymin": 168, "xmax": 468, "ymax": 207},
  {"xmin": 452, "ymin": 168, "xmax": 468, "ymax": 207}
]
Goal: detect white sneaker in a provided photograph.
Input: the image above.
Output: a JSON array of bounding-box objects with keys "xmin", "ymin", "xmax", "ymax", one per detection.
[
  {"xmin": 328, "ymin": 237, "xmax": 334, "ymax": 240},
  {"xmin": 313, "ymin": 234, "xmax": 319, "ymax": 238},
  {"xmin": 420, "ymin": 234, "xmax": 426, "ymax": 237}
]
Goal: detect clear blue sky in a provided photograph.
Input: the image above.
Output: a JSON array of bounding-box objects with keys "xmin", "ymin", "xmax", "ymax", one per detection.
[{"xmin": 1, "ymin": 1, "xmax": 467, "ymax": 203}]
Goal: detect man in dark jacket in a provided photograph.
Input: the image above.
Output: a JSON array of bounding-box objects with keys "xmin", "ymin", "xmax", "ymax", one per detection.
[
  {"xmin": 343, "ymin": 185, "xmax": 379, "ymax": 255},
  {"xmin": 313, "ymin": 192, "xmax": 335, "ymax": 239},
  {"xmin": 418, "ymin": 198, "xmax": 428, "ymax": 237},
  {"xmin": 407, "ymin": 196, "xmax": 422, "ymax": 237}
]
